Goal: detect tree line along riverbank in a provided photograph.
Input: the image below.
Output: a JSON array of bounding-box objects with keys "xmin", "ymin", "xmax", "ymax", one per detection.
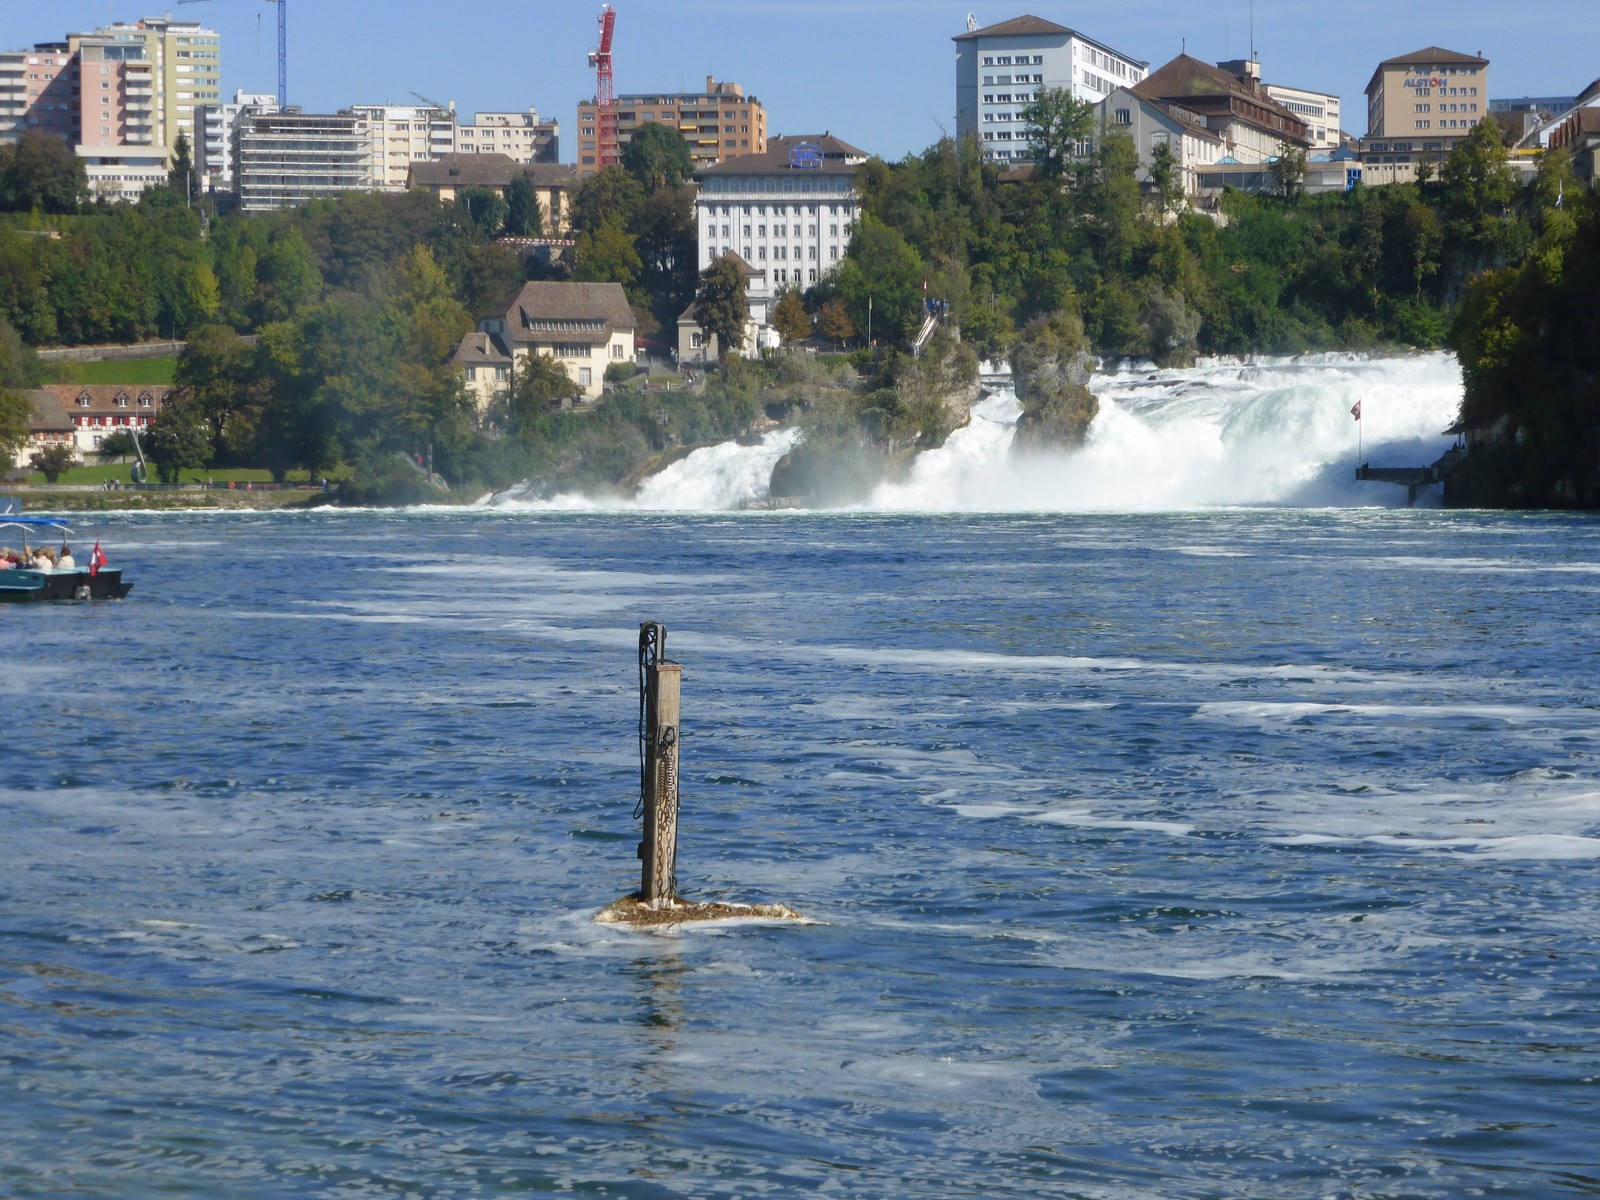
[{"xmin": 2, "ymin": 109, "xmax": 1595, "ymax": 506}]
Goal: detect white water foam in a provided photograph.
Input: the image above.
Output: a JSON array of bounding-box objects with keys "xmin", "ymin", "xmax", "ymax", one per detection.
[
  {"xmin": 484, "ymin": 426, "xmax": 800, "ymax": 512},
  {"xmin": 869, "ymin": 352, "xmax": 1462, "ymax": 511}
]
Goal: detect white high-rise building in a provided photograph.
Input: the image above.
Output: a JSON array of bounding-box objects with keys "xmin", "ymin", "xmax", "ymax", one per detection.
[
  {"xmin": 954, "ymin": 14, "xmax": 1148, "ymax": 163},
  {"xmin": 347, "ymin": 103, "xmax": 457, "ymax": 190}
]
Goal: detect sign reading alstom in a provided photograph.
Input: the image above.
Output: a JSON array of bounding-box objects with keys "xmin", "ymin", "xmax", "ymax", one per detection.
[{"xmin": 789, "ymin": 143, "xmax": 824, "ymax": 170}]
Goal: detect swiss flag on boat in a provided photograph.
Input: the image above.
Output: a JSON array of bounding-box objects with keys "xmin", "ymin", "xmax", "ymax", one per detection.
[
  {"xmin": 89, "ymin": 540, "xmax": 107, "ymax": 577},
  {"xmin": 1350, "ymin": 400, "xmax": 1362, "ymax": 421}
]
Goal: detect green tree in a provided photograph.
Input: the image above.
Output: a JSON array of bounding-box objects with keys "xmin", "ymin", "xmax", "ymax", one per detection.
[
  {"xmin": 1020, "ymin": 87, "xmax": 1095, "ymax": 181},
  {"xmin": 459, "ymin": 186, "xmax": 509, "ymax": 236},
  {"xmin": 506, "ymin": 352, "xmax": 574, "ymax": 432},
  {"xmin": 175, "ymin": 323, "xmax": 254, "ymax": 458},
  {"xmin": 1148, "ymin": 140, "xmax": 1183, "ymax": 215},
  {"xmin": 0, "ymin": 131, "xmax": 88, "ymax": 213},
  {"xmin": 144, "ymin": 393, "xmax": 213, "ymax": 483},
  {"xmin": 573, "ymin": 221, "xmax": 642, "ymax": 286},
  {"xmin": 695, "ymin": 253, "xmax": 749, "ymax": 360},
  {"xmin": 96, "ymin": 429, "xmax": 139, "ymax": 461},
  {"xmin": 773, "ymin": 289, "xmax": 811, "ymax": 344},
  {"xmin": 0, "ymin": 387, "xmax": 29, "ymax": 464},
  {"xmin": 29, "ymin": 442, "xmax": 77, "ymax": 483},
  {"xmin": 504, "ymin": 175, "xmax": 545, "ymax": 237},
  {"xmin": 1269, "ymin": 142, "xmax": 1309, "ymax": 203},
  {"xmin": 834, "ymin": 215, "xmax": 925, "ymax": 344},
  {"xmin": 168, "ymin": 130, "xmax": 195, "ymax": 200},
  {"xmin": 622, "ymin": 123, "xmax": 695, "ymax": 192},
  {"xmin": 571, "ymin": 166, "xmax": 645, "ymax": 235}
]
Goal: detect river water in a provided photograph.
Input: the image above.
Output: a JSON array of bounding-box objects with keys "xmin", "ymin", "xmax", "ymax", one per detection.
[{"xmin": 4, "ymin": 356, "xmax": 1599, "ymax": 1199}]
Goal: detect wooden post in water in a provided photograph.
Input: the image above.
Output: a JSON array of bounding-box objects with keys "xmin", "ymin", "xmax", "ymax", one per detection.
[{"xmin": 638, "ymin": 624, "xmax": 681, "ymax": 908}]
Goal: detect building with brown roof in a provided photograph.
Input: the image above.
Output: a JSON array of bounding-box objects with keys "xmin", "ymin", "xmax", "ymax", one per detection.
[
  {"xmin": 459, "ymin": 282, "xmax": 636, "ymax": 406},
  {"xmin": 954, "ymin": 14, "xmax": 1147, "ymax": 164},
  {"xmin": 1132, "ymin": 55, "xmax": 1310, "ymax": 165},
  {"xmin": 408, "ymin": 154, "xmax": 578, "ymax": 234},
  {"xmin": 12, "ymin": 390, "xmax": 77, "ymax": 470},
  {"xmin": 1362, "ymin": 47, "xmax": 1490, "ymax": 185},
  {"xmin": 693, "ymin": 134, "xmax": 867, "ymax": 287},
  {"xmin": 576, "ymin": 76, "xmax": 766, "ymax": 177},
  {"xmin": 45, "ymin": 384, "xmax": 176, "ymax": 456},
  {"xmin": 1549, "ymin": 107, "xmax": 1600, "ymax": 183},
  {"xmin": 676, "ymin": 252, "xmax": 774, "ymax": 364}
]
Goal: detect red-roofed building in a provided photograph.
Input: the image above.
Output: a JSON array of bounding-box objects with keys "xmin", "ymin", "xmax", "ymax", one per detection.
[{"xmin": 46, "ymin": 384, "xmax": 176, "ymax": 454}]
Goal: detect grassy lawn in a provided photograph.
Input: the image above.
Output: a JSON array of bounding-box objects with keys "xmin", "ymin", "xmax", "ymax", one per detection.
[{"xmin": 45, "ymin": 357, "xmax": 179, "ymax": 386}]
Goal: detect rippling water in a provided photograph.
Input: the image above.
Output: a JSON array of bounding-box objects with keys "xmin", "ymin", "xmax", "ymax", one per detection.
[{"xmin": 4, "ymin": 509, "xmax": 1599, "ymax": 1199}]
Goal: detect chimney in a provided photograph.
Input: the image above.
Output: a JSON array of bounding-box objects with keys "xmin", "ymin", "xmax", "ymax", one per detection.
[{"xmin": 707, "ymin": 75, "xmax": 715, "ymax": 93}]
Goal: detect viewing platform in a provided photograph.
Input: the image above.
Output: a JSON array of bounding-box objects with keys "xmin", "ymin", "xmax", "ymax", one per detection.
[{"xmin": 1356, "ymin": 448, "xmax": 1463, "ymax": 505}]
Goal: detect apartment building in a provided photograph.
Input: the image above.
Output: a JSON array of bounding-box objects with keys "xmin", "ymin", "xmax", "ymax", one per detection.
[
  {"xmin": 0, "ymin": 43, "xmax": 77, "ymax": 143},
  {"xmin": 694, "ymin": 134, "xmax": 867, "ymax": 287},
  {"xmin": 235, "ymin": 109, "xmax": 372, "ymax": 213},
  {"xmin": 196, "ymin": 90, "xmax": 278, "ymax": 193},
  {"xmin": 577, "ymin": 77, "xmax": 766, "ymax": 176},
  {"xmin": 455, "ymin": 109, "xmax": 559, "ymax": 164},
  {"xmin": 348, "ymin": 103, "xmax": 457, "ymax": 190},
  {"xmin": 954, "ymin": 14, "xmax": 1148, "ymax": 163},
  {"xmin": 1362, "ymin": 47, "xmax": 1489, "ymax": 185},
  {"xmin": 76, "ymin": 17, "xmax": 220, "ymax": 159}
]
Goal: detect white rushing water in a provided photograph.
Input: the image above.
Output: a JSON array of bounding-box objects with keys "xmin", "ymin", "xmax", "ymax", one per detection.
[
  {"xmin": 485, "ymin": 426, "xmax": 801, "ymax": 512},
  {"xmin": 487, "ymin": 352, "xmax": 1463, "ymax": 513}
]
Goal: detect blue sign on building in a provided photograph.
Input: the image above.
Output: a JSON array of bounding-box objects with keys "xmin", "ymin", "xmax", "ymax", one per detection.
[
  {"xmin": 1346, "ymin": 167, "xmax": 1361, "ymax": 191},
  {"xmin": 789, "ymin": 143, "xmax": 824, "ymax": 170}
]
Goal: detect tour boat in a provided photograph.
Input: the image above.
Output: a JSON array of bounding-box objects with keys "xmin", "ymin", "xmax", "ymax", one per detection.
[{"xmin": 0, "ymin": 511, "xmax": 132, "ymax": 602}]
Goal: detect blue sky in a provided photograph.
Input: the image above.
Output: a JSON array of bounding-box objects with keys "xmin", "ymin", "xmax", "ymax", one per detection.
[{"xmin": 22, "ymin": 1, "xmax": 1600, "ymax": 160}]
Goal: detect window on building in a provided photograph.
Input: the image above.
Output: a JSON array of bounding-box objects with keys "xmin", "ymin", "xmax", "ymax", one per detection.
[
  {"xmin": 1115, "ymin": 108, "xmax": 1131, "ymax": 124},
  {"xmin": 579, "ymin": 368, "xmax": 592, "ymax": 387}
]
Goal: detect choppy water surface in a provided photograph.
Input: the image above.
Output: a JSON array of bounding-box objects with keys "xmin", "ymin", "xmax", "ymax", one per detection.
[{"xmin": 4, "ymin": 508, "xmax": 1600, "ymax": 1199}]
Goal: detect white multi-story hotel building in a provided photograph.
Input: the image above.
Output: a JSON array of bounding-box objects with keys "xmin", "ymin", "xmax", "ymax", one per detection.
[
  {"xmin": 693, "ymin": 134, "xmax": 866, "ymax": 288},
  {"xmin": 954, "ymin": 14, "xmax": 1148, "ymax": 162}
]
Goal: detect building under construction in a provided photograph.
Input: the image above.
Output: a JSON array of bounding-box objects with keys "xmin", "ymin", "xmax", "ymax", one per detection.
[{"xmin": 576, "ymin": 76, "xmax": 768, "ymax": 177}]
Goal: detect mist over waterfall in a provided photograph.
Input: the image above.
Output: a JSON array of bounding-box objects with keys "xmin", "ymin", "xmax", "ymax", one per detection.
[{"xmin": 482, "ymin": 352, "xmax": 1462, "ymax": 513}]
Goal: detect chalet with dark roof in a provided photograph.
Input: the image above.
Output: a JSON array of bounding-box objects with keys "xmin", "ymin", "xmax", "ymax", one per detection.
[{"xmin": 457, "ymin": 281, "xmax": 636, "ymax": 406}]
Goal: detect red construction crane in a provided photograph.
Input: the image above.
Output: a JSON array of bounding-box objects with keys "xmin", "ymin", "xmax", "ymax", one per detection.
[{"xmin": 588, "ymin": 5, "xmax": 618, "ymax": 168}]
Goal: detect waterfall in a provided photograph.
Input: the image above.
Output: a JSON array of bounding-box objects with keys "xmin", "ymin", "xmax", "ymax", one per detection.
[
  {"xmin": 870, "ymin": 352, "xmax": 1462, "ymax": 511},
  {"xmin": 483, "ymin": 426, "xmax": 801, "ymax": 512},
  {"xmin": 484, "ymin": 353, "xmax": 1463, "ymax": 513}
]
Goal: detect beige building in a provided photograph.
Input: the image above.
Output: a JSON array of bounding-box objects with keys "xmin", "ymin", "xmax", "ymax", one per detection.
[
  {"xmin": 459, "ymin": 281, "xmax": 636, "ymax": 407},
  {"xmin": 455, "ymin": 109, "xmax": 559, "ymax": 163},
  {"xmin": 408, "ymin": 154, "xmax": 577, "ymax": 233},
  {"xmin": 577, "ymin": 76, "xmax": 766, "ymax": 176},
  {"xmin": 349, "ymin": 103, "xmax": 457, "ymax": 191},
  {"xmin": 1362, "ymin": 47, "xmax": 1489, "ymax": 185}
]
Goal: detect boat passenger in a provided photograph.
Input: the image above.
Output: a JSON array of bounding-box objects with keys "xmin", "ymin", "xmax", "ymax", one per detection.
[
  {"xmin": 32, "ymin": 547, "xmax": 55, "ymax": 571},
  {"xmin": 57, "ymin": 545, "xmax": 75, "ymax": 570},
  {"xmin": 0, "ymin": 549, "xmax": 14, "ymax": 570}
]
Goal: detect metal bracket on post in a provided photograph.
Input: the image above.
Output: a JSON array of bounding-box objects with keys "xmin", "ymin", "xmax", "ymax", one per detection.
[{"xmin": 637, "ymin": 623, "xmax": 680, "ymax": 908}]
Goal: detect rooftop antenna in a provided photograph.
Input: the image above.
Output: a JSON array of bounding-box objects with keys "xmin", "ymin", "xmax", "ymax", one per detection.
[
  {"xmin": 966, "ymin": 13, "xmax": 979, "ymax": 33},
  {"xmin": 1250, "ymin": 0, "xmax": 1256, "ymax": 63}
]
